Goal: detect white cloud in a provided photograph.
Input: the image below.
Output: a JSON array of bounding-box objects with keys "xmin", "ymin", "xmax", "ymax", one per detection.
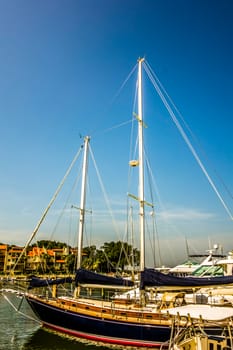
[{"xmin": 157, "ymin": 208, "xmax": 215, "ymax": 221}]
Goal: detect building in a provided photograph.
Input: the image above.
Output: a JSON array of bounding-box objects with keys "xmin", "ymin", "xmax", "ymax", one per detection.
[
  {"xmin": 0, "ymin": 245, "xmax": 8, "ymax": 274},
  {"xmin": 0, "ymin": 244, "xmax": 81, "ymax": 275},
  {"xmin": 5, "ymin": 246, "xmax": 25, "ymax": 274}
]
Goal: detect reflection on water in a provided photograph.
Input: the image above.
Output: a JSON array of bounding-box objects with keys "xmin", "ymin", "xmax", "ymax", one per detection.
[
  {"xmin": 0, "ymin": 293, "xmax": 109, "ymax": 350},
  {"xmin": 22, "ymin": 328, "xmax": 96, "ymax": 350}
]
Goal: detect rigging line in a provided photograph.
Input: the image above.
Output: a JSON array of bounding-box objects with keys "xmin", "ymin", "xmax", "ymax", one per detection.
[
  {"xmin": 101, "ymin": 249, "xmax": 115, "ymax": 271},
  {"xmin": 116, "ymin": 244, "xmax": 123, "ymax": 272},
  {"xmin": 145, "ymin": 156, "xmax": 162, "ymax": 267},
  {"xmin": 144, "ymin": 152, "xmax": 167, "ymax": 215},
  {"xmin": 146, "ymin": 62, "xmax": 233, "ymax": 207},
  {"xmin": 153, "ymin": 216, "xmax": 162, "ymax": 267},
  {"xmin": 92, "ymin": 65, "xmax": 138, "ymax": 138},
  {"xmin": 121, "ymin": 222, "xmax": 135, "ymax": 269},
  {"xmin": 128, "ymin": 206, "xmax": 135, "ymax": 278},
  {"xmin": 128, "ymin": 79, "xmax": 139, "ymax": 166},
  {"xmin": 118, "ymin": 227, "xmax": 134, "ymax": 270},
  {"xmin": 145, "ymin": 60, "xmax": 193, "ymax": 133},
  {"xmin": 88, "ymin": 144, "xmax": 122, "ymax": 240},
  {"xmin": 99, "ymin": 119, "xmax": 133, "ymax": 135},
  {"xmin": 50, "ymin": 159, "xmax": 83, "ymax": 241},
  {"xmin": 145, "ymin": 218, "xmax": 156, "ymax": 267},
  {"xmin": 127, "ymin": 90, "xmax": 138, "ymax": 195},
  {"xmin": 35, "ymin": 242, "xmax": 47, "ymax": 277},
  {"xmin": 83, "ymin": 179, "xmax": 93, "ymax": 248},
  {"xmin": 145, "ymin": 61, "xmax": 233, "ymax": 203},
  {"xmin": 142, "ymin": 150, "xmax": 157, "ymax": 266},
  {"xmin": 67, "ymin": 200, "xmax": 76, "ymax": 249},
  {"xmin": 143, "ymin": 63, "xmax": 233, "ymax": 221},
  {"xmin": 109, "ymin": 63, "xmax": 138, "ymax": 106},
  {"xmin": 90, "ymin": 119, "xmax": 133, "ymax": 142},
  {"xmin": 11, "ymin": 144, "xmax": 83, "ymax": 274},
  {"xmin": 147, "ymin": 156, "xmax": 190, "ymax": 244}
]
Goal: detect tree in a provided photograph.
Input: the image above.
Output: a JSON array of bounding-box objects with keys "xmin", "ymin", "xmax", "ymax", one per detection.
[
  {"xmin": 31, "ymin": 240, "xmax": 69, "ymax": 249},
  {"xmin": 66, "ymin": 254, "xmax": 76, "ymax": 273},
  {"xmin": 97, "ymin": 241, "xmax": 140, "ymax": 273},
  {"xmin": 81, "ymin": 245, "xmax": 97, "ymax": 270},
  {"xmin": 79, "ymin": 241, "xmax": 140, "ymax": 274}
]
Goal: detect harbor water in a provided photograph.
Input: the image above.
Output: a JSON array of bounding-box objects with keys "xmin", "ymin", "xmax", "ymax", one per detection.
[{"xmin": 0, "ymin": 292, "xmax": 110, "ymax": 350}]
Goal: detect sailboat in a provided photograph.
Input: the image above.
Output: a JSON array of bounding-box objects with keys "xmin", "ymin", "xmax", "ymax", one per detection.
[{"xmin": 14, "ymin": 58, "xmax": 233, "ymax": 348}]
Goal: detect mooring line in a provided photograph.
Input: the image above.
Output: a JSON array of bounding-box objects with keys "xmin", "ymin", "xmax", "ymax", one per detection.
[{"xmin": 3, "ymin": 293, "xmax": 42, "ymax": 325}]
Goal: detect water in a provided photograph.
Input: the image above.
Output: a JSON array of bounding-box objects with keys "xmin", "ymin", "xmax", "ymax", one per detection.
[{"xmin": 0, "ymin": 292, "xmax": 110, "ymax": 350}]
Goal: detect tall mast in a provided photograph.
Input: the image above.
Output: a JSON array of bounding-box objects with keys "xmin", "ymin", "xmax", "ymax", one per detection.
[
  {"xmin": 77, "ymin": 136, "xmax": 90, "ymax": 269},
  {"xmin": 138, "ymin": 57, "xmax": 145, "ymax": 272}
]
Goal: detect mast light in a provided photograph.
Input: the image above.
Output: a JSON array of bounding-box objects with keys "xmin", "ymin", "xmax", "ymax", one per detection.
[{"xmin": 129, "ymin": 160, "xmax": 139, "ymax": 167}]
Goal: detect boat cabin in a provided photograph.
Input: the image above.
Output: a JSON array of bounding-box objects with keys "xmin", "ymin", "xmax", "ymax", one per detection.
[{"xmin": 175, "ymin": 334, "xmax": 229, "ymax": 350}]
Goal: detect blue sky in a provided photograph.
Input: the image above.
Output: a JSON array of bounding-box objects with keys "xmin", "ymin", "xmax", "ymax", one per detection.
[{"xmin": 0, "ymin": 0, "xmax": 232, "ymax": 266}]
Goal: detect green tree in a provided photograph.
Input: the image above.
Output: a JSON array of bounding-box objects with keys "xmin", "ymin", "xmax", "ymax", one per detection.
[
  {"xmin": 82, "ymin": 245, "xmax": 98, "ymax": 270},
  {"xmin": 66, "ymin": 254, "xmax": 76, "ymax": 273},
  {"xmin": 97, "ymin": 241, "xmax": 140, "ymax": 273},
  {"xmin": 31, "ymin": 240, "xmax": 69, "ymax": 249}
]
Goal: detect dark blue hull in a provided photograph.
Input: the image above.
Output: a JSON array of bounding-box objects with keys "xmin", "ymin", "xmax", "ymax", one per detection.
[{"xmin": 26, "ymin": 296, "xmax": 171, "ymax": 348}]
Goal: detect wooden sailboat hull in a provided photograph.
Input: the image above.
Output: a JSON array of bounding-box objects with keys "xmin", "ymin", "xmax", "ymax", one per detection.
[{"xmin": 26, "ymin": 295, "xmax": 171, "ymax": 348}]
